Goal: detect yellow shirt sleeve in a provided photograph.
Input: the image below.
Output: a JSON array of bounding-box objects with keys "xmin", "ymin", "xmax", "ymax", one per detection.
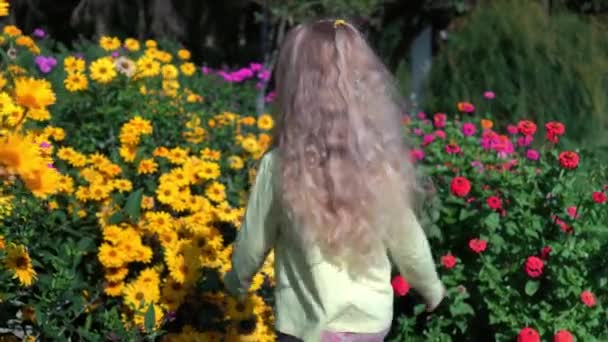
[
  {"xmin": 224, "ymin": 152, "xmax": 279, "ymax": 297},
  {"xmin": 387, "ymin": 208, "xmax": 444, "ymax": 307}
]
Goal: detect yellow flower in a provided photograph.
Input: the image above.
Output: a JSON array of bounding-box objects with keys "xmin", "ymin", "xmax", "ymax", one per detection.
[
  {"xmin": 205, "ymin": 182, "xmax": 226, "ymax": 203},
  {"xmin": 119, "ymin": 145, "xmax": 137, "ymax": 163},
  {"xmin": 4, "ymin": 243, "xmax": 37, "ymax": 286},
  {"xmin": 257, "ymin": 114, "xmax": 274, "ymax": 130},
  {"xmin": 99, "ymin": 36, "xmax": 121, "ymax": 51},
  {"xmin": 241, "ymin": 137, "xmax": 259, "ymax": 154},
  {"xmin": 137, "ymin": 158, "xmax": 158, "ymax": 175},
  {"xmin": 228, "ymin": 156, "xmax": 244, "ymax": 170},
  {"xmin": 112, "ymin": 179, "xmax": 133, "ymax": 192},
  {"xmin": 3, "ymin": 25, "xmax": 21, "ymax": 36},
  {"xmin": 90, "ymin": 57, "xmax": 117, "ymax": 83},
  {"xmin": 145, "ymin": 211, "xmax": 174, "ymax": 233},
  {"xmin": 16, "ymin": 36, "xmax": 39, "ymax": 54},
  {"xmin": 156, "ymin": 184, "xmax": 180, "ymax": 205},
  {"xmin": 14, "ymin": 77, "xmax": 56, "ymax": 110},
  {"xmin": 64, "ymin": 72, "xmax": 88, "ymax": 92},
  {"xmin": 180, "ymin": 63, "xmax": 196, "ymax": 76},
  {"xmin": 145, "ymin": 40, "xmax": 158, "ymax": 49},
  {"xmin": 197, "ymin": 161, "xmax": 221, "ymax": 181},
  {"xmin": 177, "ymin": 49, "xmax": 191, "ymax": 60},
  {"xmin": 136, "ymin": 56, "xmax": 161, "ymax": 78},
  {"xmin": 124, "ymin": 38, "xmax": 141, "ymax": 52},
  {"xmin": 64, "ymin": 56, "xmax": 86, "ymax": 73},
  {"xmin": 240, "ymin": 116, "xmax": 256, "ymax": 126},
  {"xmin": 105, "ymin": 267, "xmax": 129, "ymax": 282},
  {"xmin": 161, "ymin": 279, "xmax": 187, "ymax": 311},
  {"xmin": 123, "ymin": 279, "xmax": 160, "ymax": 309},
  {"xmin": 98, "ymin": 243, "xmax": 125, "ymax": 268},
  {"xmin": 0, "ymin": 133, "xmax": 42, "ymax": 176},
  {"xmin": 0, "ymin": 0, "xmax": 9, "ymax": 16},
  {"xmin": 21, "ymin": 167, "xmax": 60, "ymax": 198},
  {"xmin": 166, "ymin": 147, "xmax": 189, "ymax": 164},
  {"xmin": 0, "ymin": 74, "xmax": 7, "ymax": 89},
  {"xmin": 104, "ymin": 281, "xmax": 125, "ymax": 297},
  {"xmin": 161, "ymin": 64, "xmax": 179, "ymax": 79},
  {"xmin": 201, "ymin": 148, "xmax": 221, "ymax": 161},
  {"xmin": 162, "ymin": 80, "xmax": 180, "ymax": 97}
]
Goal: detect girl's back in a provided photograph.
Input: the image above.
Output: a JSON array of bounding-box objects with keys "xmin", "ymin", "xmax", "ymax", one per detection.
[{"xmin": 224, "ymin": 19, "xmax": 445, "ymax": 342}]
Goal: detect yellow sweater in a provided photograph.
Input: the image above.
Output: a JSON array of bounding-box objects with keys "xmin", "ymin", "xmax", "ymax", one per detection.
[{"xmin": 224, "ymin": 150, "xmax": 444, "ymax": 342}]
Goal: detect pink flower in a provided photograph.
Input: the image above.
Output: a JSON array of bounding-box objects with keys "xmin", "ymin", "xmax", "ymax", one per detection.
[
  {"xmin": 540, "ymin": 246, "xmax": 551, "ymax": 259},
  {"xmin": 441, "ymin": 254, "xmax": 457, "ymax": 269},
  {"xmin": 566, "ymin": 206, "xmax": 579, "ymax": 219},
  {"xmin": 468, "ymin": 239, "xmax": 487, "ymax": 254},
  {"xmin": 250, "ymin": 63, "xmax": 262, "ymax": 71},
  {"xmin": 434, "ymin": 130, "xmax": 446, "ymax": 139},
  {"xmin": 433, "ymin": 113, "xmax": 447, "ymax": 128},
  {"xmin": 422, "ymin": 134, "xmax": 435, "ymax": 146},
  {"xmin": 391, "ymin": 276, "xmax": 410, "ymax": 296},
  {"xmin": 524, "ymin": 256, "xmax": 544, "ymax": 278},
  {"xmin": 461, "ymin": 123, "xmax": 477, "ymax": 136},
  {"xmin": 486, "ymin": 196, "xmax": 502, "ymax": 210},
  {"xmin": 526, "ymin": 149, "xmax": 540, "ymax": 161},
  {"xmin": 457, "ymin": 102, "xmax": 476, "ymax": 113},
  {"xmin": 483, "ymin": 91, "xmax": 495, "ymax": 99},
  {"xmin": 445, "ymin": 143, "xmax": 461, "ymax": 154},
  {"xmin": 518, "ymin": 327, "xmax": 540, "ymax": 342},
  {"xmin": 507, "ymin": 125, "xmax": 519, "ymax": 135},
  {"xmin": 592, "ymin": 191, "xmax": 607, "ymax": 204},
  {"xmin": 257, "ymin": 70, "xmax": 271, "ymax": 81},
  {"xmin": 410, "ymin": 149, "xmax": 425, "ymax": 162},
  {"xmin": 581, "ymin": 291, "xmax": 596, "ymax": 307},
  {"xmin": 518, "ymin": 135, "xmax": 534, "ymax": 147},
  {"xmin": 413, "ymin": 128, "xmax": 423, "ymax": 136},
  {"xmin": 202, "ymin": 66, "xmax": 211, "ymax": 74},
  {"xmin": 417, "ymin": 112, "xmax": 427, "ymax": 120},
  {"xmin": 554, "ymin": 330, "xmax": 574, "ymax": 342}
]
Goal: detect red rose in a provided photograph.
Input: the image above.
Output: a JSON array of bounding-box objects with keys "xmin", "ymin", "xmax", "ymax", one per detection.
[
  {"xmin": 554, "ymin": 330, "xmax": 574, "ymax": 342},
  {"xmin": 592, "ymin": 191, "xmax": 607, "ymax": 204},
  {"xmin": 558, "ymin": 151, "xmax": 579, "ymax": 170},
  {"xmin": 518, "ymin": 327, "xmax": 540, "ymax": 342},
  {"xmin": 525, "ymin": 256, "xmax": 544, "ymax": 278},
  {"xmin": 451, "ymin": 176, "xmax": 472, "ymax": 197},
  {"xmin": 546, "ymin": 121, "xmax": 565, "ymax": 136},
  {"xmin": 469, "ymin": 239, "xmax": 487, "ymax": 254},
  {"xmin": 391, "ymin": 275, "xmax": 410, "ymax": 296},
  {"xmin": 541, "ymin": 246, "xmax": 551, "ymax": 259},
  {"xmin": 517, "ymin": 120, "xmax": 537, "ymax": 136},
  {"xmin": 581, "ymin": 290, "xmax": 596, "ymax": 307},
  {"xmin": 486, "ymin": 196, "xmax": 502, "ymax": 210},
  {"xmin": 441, "ymin": 254, "xmax": 457, "ymax": 269}
]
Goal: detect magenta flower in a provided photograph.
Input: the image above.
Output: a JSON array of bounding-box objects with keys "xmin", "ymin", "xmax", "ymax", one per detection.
[
  {"xmin": 434, "ymin": 130, "xmax": 446, "ymax": 139},
  {"xmin": 567, "ymin": 206, "xmax": 579, "ymax": 219},
  {"xmin": 39, "ymin": 141, "xmax": 51, "ymax": 148},
  {"xmin": 264, "ymin": 91, "xmax": 276, "ymax": 103},
  {"xmin": 526, "ymin": 149, "xmax": 540, "ymax": 161},
  {"xmin": 257, "ymin": 70, "xmax": 271, "ymax": 81},
  {"xmin": 250, "ymin": 63, "xmax": 262, "ymax": 71},
  {"xmin": 461, "ymin": 122, "xmax": 477, "ymax": 136},
  {"xmin": 416, "ymin": 112, "xmax": 427, "ymax": 120},
  {"xmin": 433, "ymin": 113, "xmax": 447, "ymax": 128},
  {"xmin": 483, "ymin": 91, "xmax": 495, "ymax": 99},
  {"xmin": 413, "ymin": 128, "xmax": 423, "ymax": 136},
  {"xmin": 202, "ymin": 66, "xmax": 211, "ymax": 74},
  {"xmin": 445, "ymin": 143, "xmax": 461, "ymax": 154}
]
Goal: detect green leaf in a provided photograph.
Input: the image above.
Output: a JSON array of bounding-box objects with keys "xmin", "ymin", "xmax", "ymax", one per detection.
[
  {"xmin": 484, "ymin": 213, "xmax": 500, "ymax": 230},
  {"xmin": 525, "ymin": 280, "xmax": 539, "ymax": 296},
  {"xmin": 108, "ymin": 212, "xmax": 125, "ymax": 225},
  {"xmin": 144, "ymin": 303, "xmax": 156, "ymax": 332},
  {"xmin": 124, "ymin": 188, "xmax": 144, "ymax": 222}
]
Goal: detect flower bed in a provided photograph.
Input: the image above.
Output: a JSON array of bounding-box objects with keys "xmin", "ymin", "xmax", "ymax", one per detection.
[{"xmin": 0, "ymin": 25, "xmax": 606, "ymax": 341}]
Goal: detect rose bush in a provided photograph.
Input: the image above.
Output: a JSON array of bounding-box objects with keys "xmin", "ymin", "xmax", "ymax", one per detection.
[{"xmin": 389, "ymin": 108, "xmax": 608, "ymax": 341}]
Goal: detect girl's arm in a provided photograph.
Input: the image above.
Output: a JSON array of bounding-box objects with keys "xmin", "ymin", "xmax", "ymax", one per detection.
[
  {"xmin": 223, "ymin": 153, "xmax": 279, "ymax": 298},
  {"xmin": 387, "ymin": 208, "xmax": 445, "ymax": 309}
]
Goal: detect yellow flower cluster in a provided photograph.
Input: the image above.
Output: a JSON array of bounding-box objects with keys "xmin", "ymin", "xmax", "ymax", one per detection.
[
  {"xmin": 2, "ymin": 25, "xmax": 40, "ymax": 54},
  {"xmin": 0, "ymin": 26, "xmax": 279, "ymax": 339}
]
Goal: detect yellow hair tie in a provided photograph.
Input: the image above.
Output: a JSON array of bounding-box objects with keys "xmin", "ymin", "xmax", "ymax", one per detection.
[{"xmin": 333, "ymin": 19, "xmax": 346, "ymax": 28}]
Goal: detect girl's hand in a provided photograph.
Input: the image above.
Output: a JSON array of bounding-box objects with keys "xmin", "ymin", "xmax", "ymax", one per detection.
[{"xmin": 425, "ymin": 284, "xmax": 447, "ymax": 312}]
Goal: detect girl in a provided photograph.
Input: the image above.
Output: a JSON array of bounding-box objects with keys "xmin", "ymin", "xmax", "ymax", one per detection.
[{"xmin": 224, "ymin": 19, "xmax": 446, "ymax": 342}]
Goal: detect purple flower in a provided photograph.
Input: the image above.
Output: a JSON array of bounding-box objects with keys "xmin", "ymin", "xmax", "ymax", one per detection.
[
  {"xmin": 526, "ymin": 149, "xmax": 540, "ymax": 161},
  {"xmin": 483, "ymin": 91, "xmax": 495, "ymax": 99},
  {"xmin": 202, "ymin": 66, "xmax": 211, "ymax": 74},
  {"xmin": 250, "ymin": 63, "xmax": 262, "ymax": 72},
  {"xmin": 461, "ymin": 122, "xmax": 477, "ymax": 136},
  {"xmin": 47, "ymin": 163, "xmax": 55, "ymax": 169},
  {"xmin": 507, "ymin": 125, "xmax": 519, "ymax": 135},
  {"xmin": 264, "ymin": 91, "xmax": 276, "ymax": 103},
  {"xmin": 111, "ymin": 51, "xmax": 120, "ymax": 58},
  {"xmin": 40, "ymin": 141, "xmax": 51, "ymax": 148},
  {"xmin": 35, "ymin": 56, "xmax": 57, "ymax": 74},
  {"xmin": 74, "ymin": 53, "xmax": 85, "ymax": 60},
  {"xmin": 33, "ymin": 28, "xmax": 46, "ymax": 39}
]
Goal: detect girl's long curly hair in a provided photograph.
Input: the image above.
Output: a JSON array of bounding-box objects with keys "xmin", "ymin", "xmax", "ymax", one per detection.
[{"xmin": 272, "ymin": 19, "xmax": 420, "ymax": 271}]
